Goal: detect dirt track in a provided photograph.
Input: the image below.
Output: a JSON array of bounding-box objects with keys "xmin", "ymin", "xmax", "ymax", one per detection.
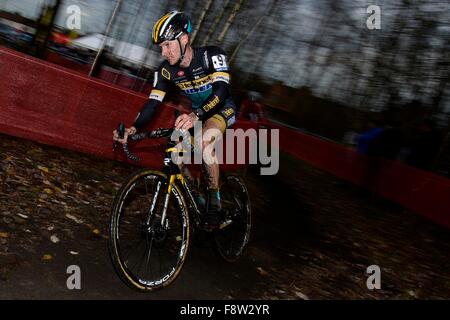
[{"xmin": 1, "ymin": 132, "xmax": 449, "ymax": 299}]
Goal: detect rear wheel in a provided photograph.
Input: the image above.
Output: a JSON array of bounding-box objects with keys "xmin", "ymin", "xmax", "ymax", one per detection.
[
  {"xmin": 214, "ymin": 174, "xmax": 251, "ymax": 262},
  {"xmin": 109, "ymin": 169, "xmax": 190, "ymax": 291}
]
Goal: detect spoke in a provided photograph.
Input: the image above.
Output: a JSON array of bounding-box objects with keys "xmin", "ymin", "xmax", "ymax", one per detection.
[
  {"xmin": 144, "ymin": 232, "xmax": 155, "ymax": 281},
  {"xmin": 157, "ymin": 246, "xmax": 163, "ymax": 280},
  {"xmin": 134, "ymin": 233, "xmax": 152, "ymax": 276},
  {"xmin": 125, "ymin": 238, "xmax": 146, "ymax": 270},
  {"xmin": 122, "ymin": 237, "xmax": 146, "ymax": 263}
]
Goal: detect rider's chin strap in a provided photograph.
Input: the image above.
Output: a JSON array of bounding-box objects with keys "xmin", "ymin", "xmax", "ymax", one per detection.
[{"xmin": 176, "ymin": 36, "xmax": 187, "ymax": 66}]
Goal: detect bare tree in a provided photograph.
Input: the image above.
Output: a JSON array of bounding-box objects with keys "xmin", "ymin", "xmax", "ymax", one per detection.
[
  {"xmin": 216, "ymin": 0, "xmax": 245, "ymax": 45},
  {"xmin": 229, "ymin": 0, "xmax": 278, "ymax": 63},
  {"xmin": 201, "ymin": 0, "xmax": 231, "ymax": 46},
  {"xmin": 89, "ymin": 0, "xmax": 123, "ymax": 77},
  {"xmin": 191, "ymin": 0, "xmax": 214, "ymax": 45}
]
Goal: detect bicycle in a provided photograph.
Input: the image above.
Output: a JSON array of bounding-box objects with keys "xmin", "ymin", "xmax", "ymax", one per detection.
[{"xmin": 108, "ymin": 122, "xmax": 252, "ymax": 291}]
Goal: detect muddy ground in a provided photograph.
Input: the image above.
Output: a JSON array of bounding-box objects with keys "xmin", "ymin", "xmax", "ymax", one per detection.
[{"xmin": 0, "ymin": 133, "xmax": 449, "ymax": 299}]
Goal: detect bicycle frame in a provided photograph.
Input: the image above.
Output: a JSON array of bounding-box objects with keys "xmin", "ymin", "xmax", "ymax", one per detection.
[{"xmin": 158, "ymin": 145, "xmax": 204, "ymax": 228}]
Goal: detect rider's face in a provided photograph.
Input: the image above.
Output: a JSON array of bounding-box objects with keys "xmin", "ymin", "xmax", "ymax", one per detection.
[{"xmin": 159, "ymin": 40, "xmax": 181, "ymax": 65}]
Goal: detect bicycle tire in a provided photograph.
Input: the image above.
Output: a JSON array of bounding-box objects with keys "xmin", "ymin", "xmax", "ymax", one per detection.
[
  {"xmin": 214, "ymin": 174, "xmax": 252, "ymax": 263},
  {"xmin": 109, "ymin": 169, "xmax": 190, "ymax": 292}
]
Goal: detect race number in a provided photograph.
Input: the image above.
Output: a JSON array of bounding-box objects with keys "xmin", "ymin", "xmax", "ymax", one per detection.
[{"xmin": 212, "ymin": 54, "xmax": 228, "ymax": 71}]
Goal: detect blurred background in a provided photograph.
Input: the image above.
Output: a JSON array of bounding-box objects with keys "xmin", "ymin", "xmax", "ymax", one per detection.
[{"xmin": 1, "ymin": 0, "xmax": 449, "ymax": 176}]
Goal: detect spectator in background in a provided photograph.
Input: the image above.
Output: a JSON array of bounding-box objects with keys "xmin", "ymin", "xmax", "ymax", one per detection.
[
  {"xmin": 239, "ymin": 91, "xmax": 268, "ymax": 124},
  {"xmin": 356, "ymin": 119, "xmax": 384, "ymax": 155},
  {"xmin": 369, "ymin": 119, "xmax": 403, "ymax": 160},
  {"xmin": 356, "ymin": 118, "xmax": 386, "ymax": 197}
]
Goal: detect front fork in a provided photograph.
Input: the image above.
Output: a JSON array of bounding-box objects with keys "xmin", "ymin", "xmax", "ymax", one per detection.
[
  {"xmin": 144, "ymin": 175, "xmax": 175, "ymax": 229},
  {"xmin": 158, "ymin": 145, "xmax": 197, "ymax": 227},
  {"xmin": 160, "ymin": 175, "xmax": 176, "ymax": 227},
  {"xmin": 159, "ymin": 174, "xmax": 203, "ymax": 227},
  {"xmin": 146, "ymin": 179, "xmax": 162, "ymax": 226}
]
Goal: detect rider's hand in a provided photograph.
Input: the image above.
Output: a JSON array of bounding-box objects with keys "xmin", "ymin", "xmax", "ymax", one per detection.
[
  {"xmin": 175, "ymin": 112, "xmax": 199, "ymax": 131},
  {"xmin": 113, "ymin": 126, "xmax": 137, "ymax": 144}
]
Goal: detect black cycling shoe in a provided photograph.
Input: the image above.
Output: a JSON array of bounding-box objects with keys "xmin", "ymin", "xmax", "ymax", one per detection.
[
  {"xmin": 203, "ymin": 209, "xmax": 224, "ymax": 226},
  {"xmin": 201, "ymin": 189, "xmax": 225, "ymax": 230},
  {"xmin": 202, "ymin": 207, "xmax": 224, "ymax": 230}
]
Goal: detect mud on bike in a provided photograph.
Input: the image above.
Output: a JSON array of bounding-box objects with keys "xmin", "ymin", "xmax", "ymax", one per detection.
[{"xmin": 108, "ymin": 122, "xmax": 252, "ymax": 291}]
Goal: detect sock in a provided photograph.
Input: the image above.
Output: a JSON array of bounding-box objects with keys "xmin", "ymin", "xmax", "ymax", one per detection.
[{"xmin": 208, "ymin": 189, "xmax": 221, "ymax": 210}]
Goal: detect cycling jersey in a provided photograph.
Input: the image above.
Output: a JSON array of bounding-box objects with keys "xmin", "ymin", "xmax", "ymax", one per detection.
[{"xmin": 133, "ymin": 46, "xmax": 236, "ymax": 131}]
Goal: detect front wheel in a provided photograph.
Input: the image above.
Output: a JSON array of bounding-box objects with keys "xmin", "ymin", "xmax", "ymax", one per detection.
[
  {"xmin": 109, "ymin": 169, "xmax": 190, "ymax": 292},
  {"xmin": 214, "ymin": 174, "xmax": 252, "ymax": 262}
]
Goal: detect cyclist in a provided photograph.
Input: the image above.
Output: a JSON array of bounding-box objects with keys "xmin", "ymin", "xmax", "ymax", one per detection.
[{"xmin": 113, "ymin": 11, "xmax": 237, "ymax": 228}]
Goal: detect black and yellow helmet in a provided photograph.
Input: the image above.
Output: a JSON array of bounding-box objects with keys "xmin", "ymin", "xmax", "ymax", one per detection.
[{"xmin": 152, "ymin": 11, "xmax": 192, "ymax": 44}]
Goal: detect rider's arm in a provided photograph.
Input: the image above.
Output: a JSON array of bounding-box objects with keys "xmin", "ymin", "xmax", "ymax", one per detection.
[
  {"xmin": 133, "ymin": 64, "xmax": 169, "ymax": 131},
  {"xmin": 193, "ymin": 81, "xmax": 229, "ymax": 120},
  {"xmin": 193, "ymin": 47, "xmax": 231, "ymax": 120},
  {"xmin": 133, "ymin": 99, "xmax": 162, "ymax": 131}
]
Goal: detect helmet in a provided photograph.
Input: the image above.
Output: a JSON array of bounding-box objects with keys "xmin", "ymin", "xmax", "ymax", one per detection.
[{"xmin": 152, "ymin": 11, "xmax": 192, "ymax": 44}]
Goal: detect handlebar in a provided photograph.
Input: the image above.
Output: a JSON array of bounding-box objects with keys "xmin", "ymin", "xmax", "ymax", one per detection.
[{"xmin": 113, "ymin": 122, "xmax": 191, "ymax": 162}]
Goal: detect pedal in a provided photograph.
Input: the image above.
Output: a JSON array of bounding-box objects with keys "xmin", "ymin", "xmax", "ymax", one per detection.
[
  {"xmin": 198, "ymin": 224, "xmax": 216, "ymax": 232},
  {"xmin": 218, "ymin": 219, "xmax": 233, "ymax": 229},
  {"xmin": 199, "ymin": 219, "xmax": 233, "ymax": 232}
]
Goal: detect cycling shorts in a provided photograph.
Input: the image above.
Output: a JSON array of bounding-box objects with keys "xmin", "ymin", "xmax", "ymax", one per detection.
[{"xmin": 207, "ymin": 97, "xmax": 237, "ymax": 133}]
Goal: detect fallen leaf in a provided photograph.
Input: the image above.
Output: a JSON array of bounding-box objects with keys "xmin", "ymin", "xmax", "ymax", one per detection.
[
  {"xmin": 54, "ymin": 187, "xmax": 67, "ymax": 194},
  {"xmin": 408, "ymin": 290, "xmax": 417, "ymax": 298},
  {"xmin": 70, "ymin": 251, "xmax": 79, "ymax": 255},
  {"xmin": 0, "ymin": 232, "xmax": 9, "ymax": 238},
  {"xmin": 256, "ymin": 267, "xmax": 269, "ymax": 276},
  {"xmin": 65, "ymin": 214, "xmax": 83, "ymax": 224},
  {"xmin": 295, "ymin": 291, "xmax": 309, "ymax": 300},
  {"xmin": 38, "ymin": 166, "xmax": 49, "ymax": 174},
  {"xmin": 39, "ymin": 194, "xmax": 48, "ymax": 199},
  {"xmin": 92, "ymin": 229, "xmax": 101, "ymax": 236},
  {"xmin": 42, "ymin": 254, "xmax": 53, "ymax": 261},
  {"xmin": 17, "ymin": 213, "xmax": 29, "ymax": 219},
  {"xmin": 50, "ymin": 235, "xmax": 60, "ymax": 243},
  {"xmin": 43, "ymin": 188, "xmax": 54, "ymax": 195}
]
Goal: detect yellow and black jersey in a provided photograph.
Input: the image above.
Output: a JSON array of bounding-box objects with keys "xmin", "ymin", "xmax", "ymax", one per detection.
[{"xmin": 133, "ymin": 46, "xmax": 236, "ymax": 130}]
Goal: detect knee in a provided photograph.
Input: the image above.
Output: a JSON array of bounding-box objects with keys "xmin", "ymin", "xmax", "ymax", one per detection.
[{"xmin": 201, "ymin": 140, "xmax": 211, "ymax": 151}]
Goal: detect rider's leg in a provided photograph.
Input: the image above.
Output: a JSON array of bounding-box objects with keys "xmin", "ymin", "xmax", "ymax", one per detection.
[
  {"xmin": 178, "ymin": 163, "xmax": 206, "ymax": 208},
  {"xmin": 177, "ymin": 129, "xmax": 207, "ymax": 209},
  {"xmin": 178, "ymin": 163, "xmax": 194, "ymax": 184},
  {"xmin": 197, "ymin": 114, "xmax": 226, "ymax": 225}
]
